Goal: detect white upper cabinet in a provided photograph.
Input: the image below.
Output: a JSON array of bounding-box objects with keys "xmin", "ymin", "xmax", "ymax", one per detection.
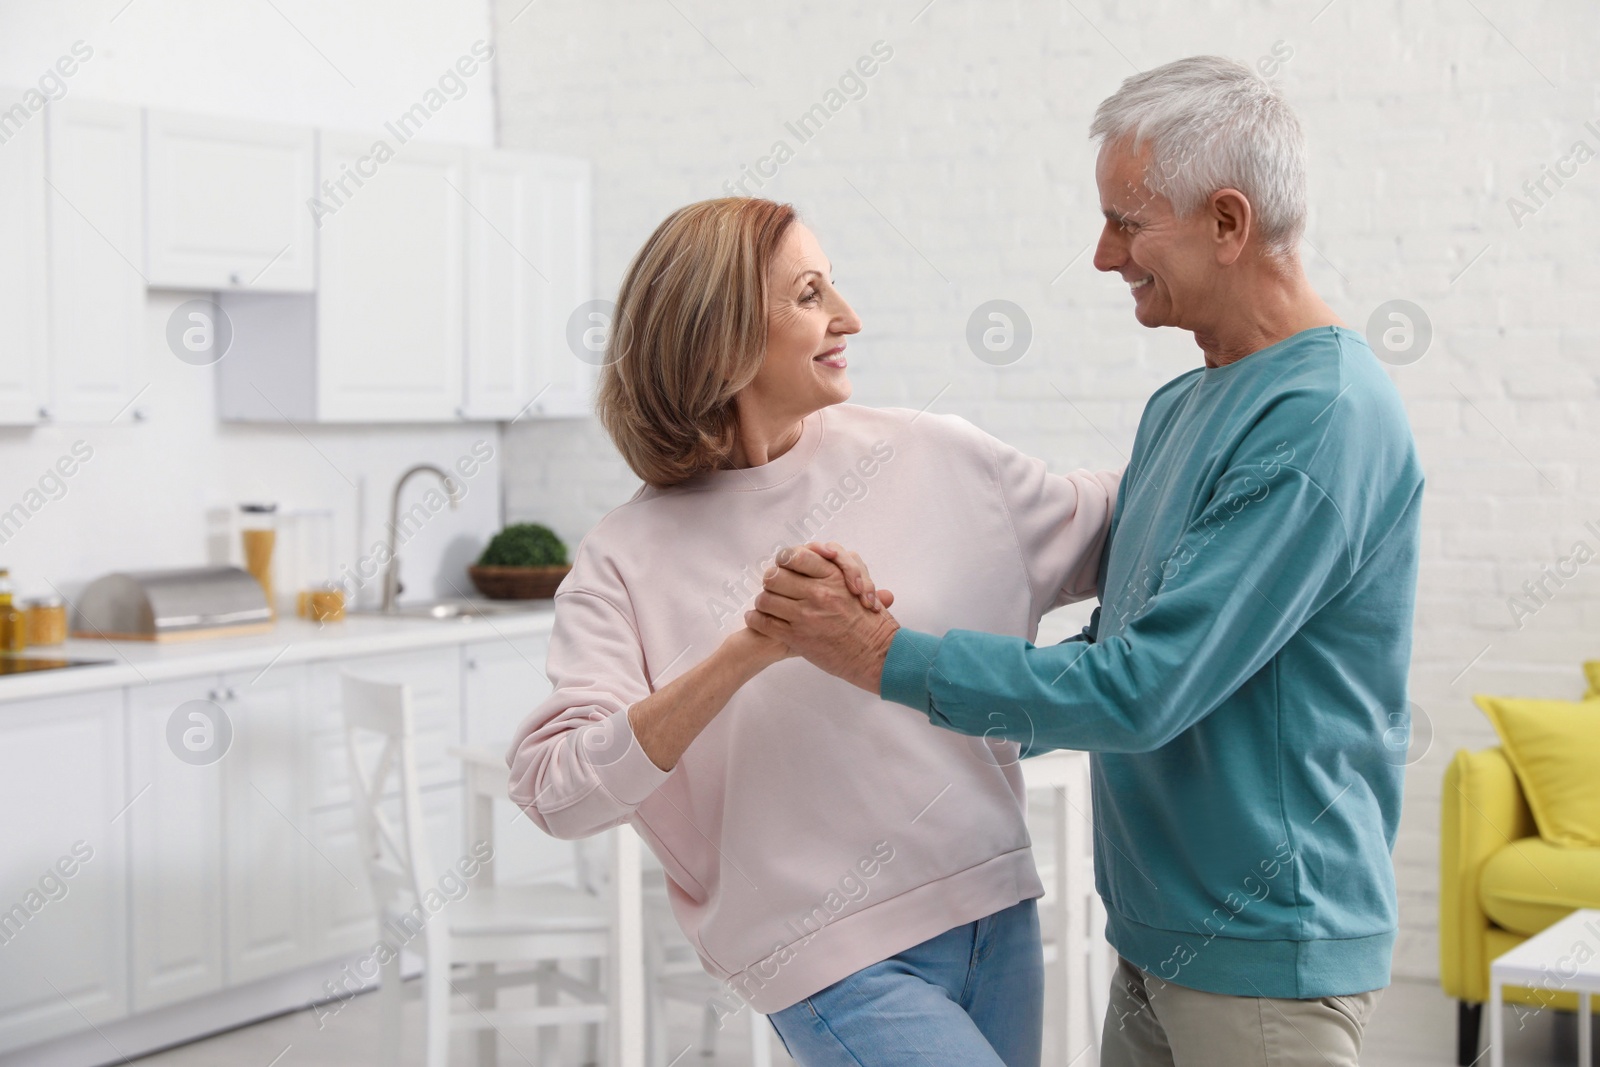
[
  {"xmin": 315, "ymin": 132, "xmax": 465, "ymax": 422},
  {"xmin": 19, "ymin": 93, "xmax": 592, "ymax": 426},
  {"xmin": 462, "ymin": 150, "xmax": 535, "ymax": 420},
  {"xmin": 463, "ymin": 150, "xmax": 595, "ymax": 420},
  {"xmin": 46, "ymin": 99, "xmax": 145, "ymax": 423},
  {"xmin": 528, "ymin": 154, "xmax": 596, "ymax": 418},
  {"xmin": 0, "ymin": 89, "xmax": 49, "ymax": 425},
  {"xmin": 144, "ymin": 110, "xmax": 315, "ymax": 292}
]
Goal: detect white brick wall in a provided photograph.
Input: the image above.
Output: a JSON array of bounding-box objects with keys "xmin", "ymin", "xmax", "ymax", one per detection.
[{"xmin": 493, "ymin": 0, "xmax": 1600, "ymax": 981}]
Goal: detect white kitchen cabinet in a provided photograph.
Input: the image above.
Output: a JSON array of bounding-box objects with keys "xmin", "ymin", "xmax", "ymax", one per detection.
[
  {"xmin": 221, "ymin": 665, "xmax": 315, "ymax": 984},
  {"xmin": 218, "ymin": 138, "xmax": 591, "ymax": 425},
  {"xmin": 0, "ymin": 689, "xmax": 128, "ymax": 1054},
  {"xmin": 463, "ymin": 150, "xmax": 595, "ymax": 420},
  {"xmin": 463, "ymin": 634, "xmax": 553, "ymax": 747},
  {"xmin": 46, "ymin": 99, "xmax": 144, "ymax": 423},
  {"xmin": 0, "ymin": 621, "xmax": 559, "ymax": 1062},
  {"xmin": 0, "ymin": 89, "xmax": 49, "ymax": 425},
  {"xmin": 462, "ymin": 635, "xmax": 575, "ymax": 886},
  {"xmin": 305, "ymin": 803, "xmax": 376, "ymax": 961},
  {"xmin": 527, "ymin": 154, "xmax": 596, "ymax": 417},
  {"xmin": 127, "ymin": 679, "xmax": 225, "ymax": 1012},
  {"xmin": 315, "ymin": 133, "xmax": 465, "ymax": 421},
  {"xmin": 144, "ymin": 110, "xmax": 316, "ymax": 292}
]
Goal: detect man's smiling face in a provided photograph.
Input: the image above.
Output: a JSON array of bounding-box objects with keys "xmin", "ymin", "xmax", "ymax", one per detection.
[{"xmin": 1092, "ymin": 138, "xmax": 1220, "ymax": 332}]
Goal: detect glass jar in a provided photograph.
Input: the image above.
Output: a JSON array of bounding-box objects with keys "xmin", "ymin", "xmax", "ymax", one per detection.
[
  {"xmin": 0, "ymin": 569, "xmax": 26, "ymax": 653},
  {"xmin": 25, "ymin": 598, "xmax": 68, "ymax": 646},
  {"xmin": 308, "ymin": 584, "xmax": 346, "ymax": 623},
  {"xmin": 239, "ymin": 503, "xmax": 278, "ymax": 619}
]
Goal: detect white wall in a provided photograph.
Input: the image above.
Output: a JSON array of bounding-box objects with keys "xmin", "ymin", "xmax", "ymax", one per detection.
[
  {"xmin": 0, "ymin": 0, "xmax": 506, "ymax": 605},
  {"xmin": 492, "ymin": 0, "xmax": 1600, "ymax": 980}
]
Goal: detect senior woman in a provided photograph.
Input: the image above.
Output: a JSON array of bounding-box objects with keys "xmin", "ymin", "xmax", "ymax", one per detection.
[{"xmin": 507, "ymin": 197, "xmax": 1118, "ymax": 1066}]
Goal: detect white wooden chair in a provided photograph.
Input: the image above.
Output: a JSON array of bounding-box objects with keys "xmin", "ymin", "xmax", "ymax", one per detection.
[
  {"xmin": 638, "ymin": 875, "xmax": 776, "ymax": 1067},
  {"xmin": 1024, "ymin": 749, "xmax": 1112, "ymax": 1067},
  {"xmin": 342, "ymin": 673, "xmax": 613, "ymax": 1066},
  {"xmin": 464, "ymin": 755, "xmax": 775, "ymax": 1067}
]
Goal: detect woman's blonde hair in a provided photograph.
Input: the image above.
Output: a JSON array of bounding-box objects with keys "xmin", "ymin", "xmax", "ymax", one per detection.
[{"xmin": 596, "ymin": 197, "xmax": 798, "ymax": 488}]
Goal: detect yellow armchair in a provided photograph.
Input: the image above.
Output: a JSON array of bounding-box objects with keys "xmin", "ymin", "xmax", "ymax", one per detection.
[{"xmin": 1441, "ymin": 746, "xmax": 1600, "ymax": 1065}]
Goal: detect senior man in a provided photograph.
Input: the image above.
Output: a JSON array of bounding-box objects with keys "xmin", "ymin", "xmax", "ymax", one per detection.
[{"xmin": 747, "ymin": 56, "xmax": 1423, "ymax": 1066}]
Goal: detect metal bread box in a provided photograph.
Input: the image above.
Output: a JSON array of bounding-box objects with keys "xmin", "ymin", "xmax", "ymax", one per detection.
[{"xmin": 73, "ymin": 566, "xmax": 273, "ymax": 642}]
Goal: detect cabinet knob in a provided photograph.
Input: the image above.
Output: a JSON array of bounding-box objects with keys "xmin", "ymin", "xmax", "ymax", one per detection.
[
  {"xmin": 224, "ymin": 687, "xmax": 238, "ymax": 701},
  {"xmin": 207, "ymin": 688, "xmax": 221, "ymax": 702},
  {"xmin": 466, "ymin": 657, "xmax": 478, "ymax": 670},
  {"xmin": 37, "ymin": 406, "xmax": 51, "ymax": 421},
  {"xmin": 229, "ymin": 272, "xmax": 243, "ymax": 286}
]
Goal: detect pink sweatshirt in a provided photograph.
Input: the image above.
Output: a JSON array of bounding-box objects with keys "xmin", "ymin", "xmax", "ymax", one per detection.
[{"xmin": 507, "ymin": 403, "xmax": 1118, "ymax": 1013}]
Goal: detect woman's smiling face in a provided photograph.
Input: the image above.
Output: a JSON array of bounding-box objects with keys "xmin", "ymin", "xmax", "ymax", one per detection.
[{"xmin": 739, "ymin": 223, "xmax": 862, "ymax": 427}]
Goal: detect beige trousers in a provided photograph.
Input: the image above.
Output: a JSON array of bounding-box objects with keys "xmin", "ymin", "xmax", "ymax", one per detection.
[{"xmin": 1099, "ymin": 956, "xmax": 1382, "ymax": 1067}]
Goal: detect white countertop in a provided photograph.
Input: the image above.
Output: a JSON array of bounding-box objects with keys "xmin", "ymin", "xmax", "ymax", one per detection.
[{"xmin": 0, "ymin": 603, "xmax": 557, "ymax": 703}]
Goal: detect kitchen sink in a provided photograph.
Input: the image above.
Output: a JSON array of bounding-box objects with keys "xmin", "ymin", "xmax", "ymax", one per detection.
[{"xmin": 356, "ymin": 599, "xmax": 542, "ymax": 622}]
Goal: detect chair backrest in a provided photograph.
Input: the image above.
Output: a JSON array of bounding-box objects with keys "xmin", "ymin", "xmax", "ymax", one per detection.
[
  {"xmin": 341, "ymin": 672, "xmax": 434, "ymax": 919},
  {"xmin": 572, "ymin": 833, "xmax": 611, "ymax": 897}
]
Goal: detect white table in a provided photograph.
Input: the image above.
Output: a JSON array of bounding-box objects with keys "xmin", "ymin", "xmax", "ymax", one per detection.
[
  {"xmin": 1489, "ymin": 908, "xmax": 1600, "ymax": 1067},
  {"xmin": 453, "ymin": 744, "xmax": 646, "ymax": 1067}
]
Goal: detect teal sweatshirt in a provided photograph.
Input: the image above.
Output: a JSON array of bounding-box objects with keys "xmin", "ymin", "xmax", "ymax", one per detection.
[{"xmin": 881, "ymin": 326, "xmax": 1424, "ymax": 999}]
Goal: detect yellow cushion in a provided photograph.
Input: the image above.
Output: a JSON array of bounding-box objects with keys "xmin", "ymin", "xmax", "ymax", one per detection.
[
  {"xmin": 1476, "ymin": 694, "xmax": 1600, "ymax": 847},
  {"xmin": 1478, "ymin": 836, "xmax": 1600, "ymax": 936},
  {"xmin": 1585, "ymin": 660, "xmax": 1600, "ymax": 699}
]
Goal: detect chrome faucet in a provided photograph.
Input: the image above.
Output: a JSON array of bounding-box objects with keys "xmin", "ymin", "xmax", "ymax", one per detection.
[{"xmin": 380, "ymin": 464, "xmax": 463, "ymax": 613}]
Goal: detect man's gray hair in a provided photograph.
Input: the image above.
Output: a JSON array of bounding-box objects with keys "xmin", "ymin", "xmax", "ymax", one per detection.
[{"xmin": 1090, "ymin": 55, "xmax": 1307, "ymax": 259}]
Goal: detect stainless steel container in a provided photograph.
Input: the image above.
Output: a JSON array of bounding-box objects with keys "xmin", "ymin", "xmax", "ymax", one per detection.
[{"xmin": 73, "ymin": 566, "xmax": 273, "ymax": 642}]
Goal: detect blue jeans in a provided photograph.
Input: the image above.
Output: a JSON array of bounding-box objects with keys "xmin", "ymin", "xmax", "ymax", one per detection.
[{"xmin": 768, "ymin": 898, "xmax": 1043, "ymax": 1067}]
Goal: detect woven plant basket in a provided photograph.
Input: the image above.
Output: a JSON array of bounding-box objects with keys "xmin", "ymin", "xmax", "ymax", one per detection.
[{"xmin": 468, "ymin": 565, "xmax": 571, "ymax": 600}]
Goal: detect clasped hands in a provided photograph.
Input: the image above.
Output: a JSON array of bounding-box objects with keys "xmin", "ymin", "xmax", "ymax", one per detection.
[{"xmin": 744, "ymin": 542, "xmax": 900, "ymax": 694}]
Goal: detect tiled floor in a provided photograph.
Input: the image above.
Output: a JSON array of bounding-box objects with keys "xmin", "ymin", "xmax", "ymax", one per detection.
[{"xmin": 126, "ymin": 972, "xmax": 1597, "ymax": 1066}]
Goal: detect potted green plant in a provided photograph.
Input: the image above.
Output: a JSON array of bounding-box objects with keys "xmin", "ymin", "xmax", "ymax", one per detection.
[{"xmin": 468, "ymin": 523, "xmax": 572, "ymax": 600}]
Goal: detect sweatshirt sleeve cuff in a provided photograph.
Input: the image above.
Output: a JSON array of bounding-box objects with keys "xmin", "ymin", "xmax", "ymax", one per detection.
[
  {"xmin": 589, "ymin": 708, "xmax": 672, "ymax": 806},
  {"xmin": 879, "ymin": 628, "xmax": 944, "ymax": 712}
]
